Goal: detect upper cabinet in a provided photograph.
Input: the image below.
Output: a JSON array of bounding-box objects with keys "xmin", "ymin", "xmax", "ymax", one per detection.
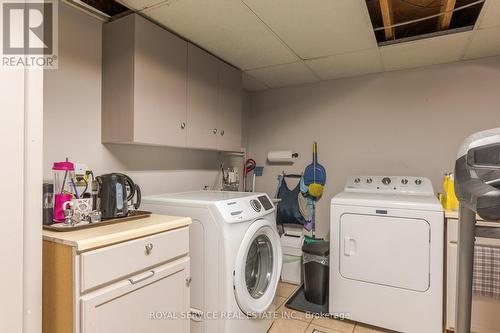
[
  {"xmin": 102, "ymin": 14, "xmax": 243, "ymax": 152},
  {"xmin": 134, "ymin": 15, "xmax": 188, "ymax": 147},
  {"xmin": 186, "ymin": 44, "xmax": 218, "ymax": 150},
  {"xmin": 102, "ymin": 14, "xmax": 187, "ymax": 147},
  {"xmin": 217, "ymin": 61, "xmax": 243, "ymax": 152}
]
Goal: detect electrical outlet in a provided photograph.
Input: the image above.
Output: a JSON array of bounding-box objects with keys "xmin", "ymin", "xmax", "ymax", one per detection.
[
  {"xmin": 74, "ymin": 163, "xmax": 92, "ymax": 187},
  {"xmin": 74, "ymin": 163, "xmax": 89, "ymax": 176}
]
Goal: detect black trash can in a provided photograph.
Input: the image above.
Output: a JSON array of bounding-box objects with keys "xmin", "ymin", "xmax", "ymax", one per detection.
[{"xmin": 302, "ymin": 241, "xmax": 330, "ymax": 305}]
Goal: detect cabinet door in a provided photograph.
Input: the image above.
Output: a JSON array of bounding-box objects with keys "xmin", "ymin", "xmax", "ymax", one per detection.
[
  {"xmin": 217, "ymin": 61, "xmax": 242, "ymax": 152},
  {"xmin": 446, "ymin": 219, "xmax": 500, "ymax": 332},
  {"xmin": 81, "ymin": 257, "xmax": 190, "ymax": 333},
  {"xmin": 340, "ymin": 213, "xmax": 430, "ymax": 291},
  {"xmin": 446, "ymin": 241, "xmax": 457, "ymax": 330},
  {"xmin": 133, "ymin": 15, "xmax": 188, "ymax": 147},
  {"xmin": 186, "ymin": 44, "xmax": 218, "ymax": 149}
]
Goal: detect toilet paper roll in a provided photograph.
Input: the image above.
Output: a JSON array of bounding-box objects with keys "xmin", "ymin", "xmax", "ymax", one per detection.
[{"xmin": 267, "ymin": 150, "xmax": 294, "ymax": 163}]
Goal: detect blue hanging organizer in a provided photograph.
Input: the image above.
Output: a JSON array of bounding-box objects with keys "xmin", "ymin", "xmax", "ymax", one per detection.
[{"xmin": 275, "ymin": 173, "xmax": 306, "ymax": 227}]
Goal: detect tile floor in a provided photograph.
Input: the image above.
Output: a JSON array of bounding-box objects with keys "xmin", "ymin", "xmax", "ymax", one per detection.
[{"xmin": 268, "ymin": 282, "xmax": 392, "ymax": 333}]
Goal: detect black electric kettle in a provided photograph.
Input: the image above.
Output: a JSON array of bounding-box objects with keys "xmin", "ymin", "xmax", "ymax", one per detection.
[{"xmin": 95, "ymin": 173, "xmax": 141, "ymax": 219}]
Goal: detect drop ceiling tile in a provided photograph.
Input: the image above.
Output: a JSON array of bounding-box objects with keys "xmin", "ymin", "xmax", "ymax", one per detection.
[
  {"xmin": 117, "ymin": 0, "xmax": 167, "ymax": 11},
  {"xmin": 242, "ymin": 0, "xmax": 377, "ymax": 59},
  {"xmin": 142, "ymin": 0, "xmax": 298, "ymax": 70},
  {"xmin": 380, "ymin": 32, "xmax": 473, "ymax": 71},
  {"xmin": 243, "ymin": 73, "xmax": 268, "ymax": 91},
  {"xmin": 305, "ymin": 48, "xmax": 383, "ymax": 80},
  {"xmin": 246, "ymin": 62, "xmax": 319, "ymax": 88},
  {"xmin": 464, "ymin": 26, "xmax": 500, "ymax": 59},
  {"xmin": 478, "ymin": 0, "xmax": 500, "ymax": 29}
]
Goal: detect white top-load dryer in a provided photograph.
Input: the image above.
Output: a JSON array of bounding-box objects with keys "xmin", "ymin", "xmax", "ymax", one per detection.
[
  {"xmin": 142, "ymin": 191, "xmax": 282, "ymax": 333},
  {"xmin": 330, "ymin": 176, "xmax": 444, "ymax": 333}
]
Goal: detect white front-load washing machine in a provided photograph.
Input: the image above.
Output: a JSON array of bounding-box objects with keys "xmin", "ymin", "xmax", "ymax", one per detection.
[
  {"xmin": 142, "ymin": 191, "xmax": 282, "ymax": 333},
  {"xmin": 330, "ymin": 176, "xmax": 444, "ymax": 333}
]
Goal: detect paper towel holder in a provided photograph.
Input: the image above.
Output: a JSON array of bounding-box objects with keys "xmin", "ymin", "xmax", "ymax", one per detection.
[{"xmin": 267, "ymin": 150, "xmax": 299, "ymax": 164}]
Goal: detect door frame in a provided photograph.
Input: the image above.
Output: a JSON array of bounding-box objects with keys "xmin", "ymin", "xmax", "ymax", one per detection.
[{"xmin": 0, "ymin": 3, "xmax": 44, "ymax": 330}]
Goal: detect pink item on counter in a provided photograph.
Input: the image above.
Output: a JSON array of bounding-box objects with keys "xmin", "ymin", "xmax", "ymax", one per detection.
[
  {"xmin": 52, "ymin": 161, "xmax": 74, "ymax": 171},
  {"xmin": 53, "ymin": 193, "xmax": 72, "ymax": 222}
]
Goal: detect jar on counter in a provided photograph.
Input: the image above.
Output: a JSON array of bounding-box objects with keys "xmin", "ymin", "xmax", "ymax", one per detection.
[{"xmin": 43, "ymin": 183, "xmax": 54, "ymax": 225}]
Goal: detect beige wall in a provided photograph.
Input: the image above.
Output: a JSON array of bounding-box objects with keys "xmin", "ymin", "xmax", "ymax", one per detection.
[
  {"xmin": 247, "ymin": 56, "xmax": 500, "ymax": 237},
  {"xmin": 44, "ymin": 4, "xmax": 228, "ymax": 195}
]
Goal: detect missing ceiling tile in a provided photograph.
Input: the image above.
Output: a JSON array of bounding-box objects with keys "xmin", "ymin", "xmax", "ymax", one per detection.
[
  {"xmin": 365, "ymin": 0, "xmax": 485, "ymax": 45},
  {"xmin": 80, "ymin": 0, "xmax": 129, "ymax": 17}
]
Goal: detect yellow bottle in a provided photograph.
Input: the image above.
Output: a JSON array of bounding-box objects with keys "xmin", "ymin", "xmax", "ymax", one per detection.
[{"xmin": 440, "ymin": 173, "xmax": 459, "ymax": 211}]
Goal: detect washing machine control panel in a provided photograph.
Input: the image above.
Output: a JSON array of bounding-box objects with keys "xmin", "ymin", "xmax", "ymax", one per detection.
[
  {"xmin": 257, "ymin": 195, "xmax": 273, "ymax": 210},
  {"xmin": 345, "ymin": 176, "xmax": 434, "ymax": 195},
  {"xmin": 250, "ymin": 199, "xmax": 262, "ymax": 212},
  {"xmin": 215, "ymin": 194, "xmax": 275, "ymax": 223}
]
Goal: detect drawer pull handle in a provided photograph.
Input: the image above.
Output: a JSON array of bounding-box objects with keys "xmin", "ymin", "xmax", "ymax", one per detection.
[
  {"xmin": 128, "ymin": 270, "xmax": 155, "ymax": 285},
  {"xmin": 145, "ymin": 243, "xmax": 154, "ymax": 255},
  {"xmin": 186, "ymin": 277, "xmax": 192, "ymax": 286}
]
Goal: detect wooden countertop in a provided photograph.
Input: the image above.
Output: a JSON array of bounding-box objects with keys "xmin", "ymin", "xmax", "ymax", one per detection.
[
  {"xmin": 445, "ymin": 209, "xmax": 464, "ymax": 220},
  {"xmin": 43, "ymin": 214, "xmax": 191, "ymax": 252}
]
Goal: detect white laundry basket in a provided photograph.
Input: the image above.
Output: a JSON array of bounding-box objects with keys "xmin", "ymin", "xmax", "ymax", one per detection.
[{"xmin": 280, "ymin": 227, "xmax": 304, "ymax": 285}]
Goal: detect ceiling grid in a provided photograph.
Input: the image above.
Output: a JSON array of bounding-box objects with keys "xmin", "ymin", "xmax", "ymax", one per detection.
[
  {"xmin": 116, "ymin": 0, "xmax": 500, "ymax": 90},
  {"xmin": 239, "ymin": 1, "xmax": 322, "ymax": 83}
]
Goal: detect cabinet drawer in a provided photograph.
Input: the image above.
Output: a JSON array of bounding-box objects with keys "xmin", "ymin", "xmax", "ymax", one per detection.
[
  {"xmin": 81, "ymin": 257, "xmax": 190, "ymax": 333},
  {"xmin": 80, "ymin": 227, "xmax": 188, "ymax": 292}
]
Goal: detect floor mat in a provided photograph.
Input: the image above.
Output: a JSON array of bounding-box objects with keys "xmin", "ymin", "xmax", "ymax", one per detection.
[{"xmin": 285, "ymin": 285, "xmax": 328, "ymax": 315}]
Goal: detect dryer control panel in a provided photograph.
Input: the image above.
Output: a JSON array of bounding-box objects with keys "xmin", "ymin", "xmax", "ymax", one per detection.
[{"xmin": 345, "ymin": 176, "xmax": 434, "ymax": 195}]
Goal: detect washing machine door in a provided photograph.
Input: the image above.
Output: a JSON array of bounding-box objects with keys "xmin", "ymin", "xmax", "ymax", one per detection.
[{"xmin": 233, "ymin": 219, "xmax": 282, "ymax": 316}]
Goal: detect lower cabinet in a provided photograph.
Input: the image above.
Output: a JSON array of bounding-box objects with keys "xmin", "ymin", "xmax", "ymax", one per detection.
[
  {"xmin": 446, "ymin": 218, "xmax": 500, "ymax": 333},
  {"xmin": 43, "ymin": 227, "xmax": 190, "ymax": 333}
]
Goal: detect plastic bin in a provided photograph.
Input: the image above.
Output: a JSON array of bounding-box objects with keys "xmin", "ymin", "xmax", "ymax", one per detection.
[{"xmin": 302, "ymin": 241, "xmax": 330, "ymax": 305}]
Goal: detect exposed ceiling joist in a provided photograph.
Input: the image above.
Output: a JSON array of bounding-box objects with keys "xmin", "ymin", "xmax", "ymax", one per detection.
[
  {"xmin": 379, "ymin": 0, "xmax": 395, "ymax": 40},
  {"xmin": 438, "ymin": 0, "xmax": 457, "ymax": 30}
]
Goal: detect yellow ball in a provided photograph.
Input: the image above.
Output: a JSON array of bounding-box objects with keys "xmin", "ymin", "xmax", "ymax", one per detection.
[{"xmin": 308, "ymin": 183, "xmax": 324, "ymax": 198}]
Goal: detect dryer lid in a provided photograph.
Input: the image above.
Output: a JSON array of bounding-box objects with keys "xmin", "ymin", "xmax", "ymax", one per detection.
[{"xmin": 331, "ymin": 191, "xmax": 443, "ymax": 212}]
